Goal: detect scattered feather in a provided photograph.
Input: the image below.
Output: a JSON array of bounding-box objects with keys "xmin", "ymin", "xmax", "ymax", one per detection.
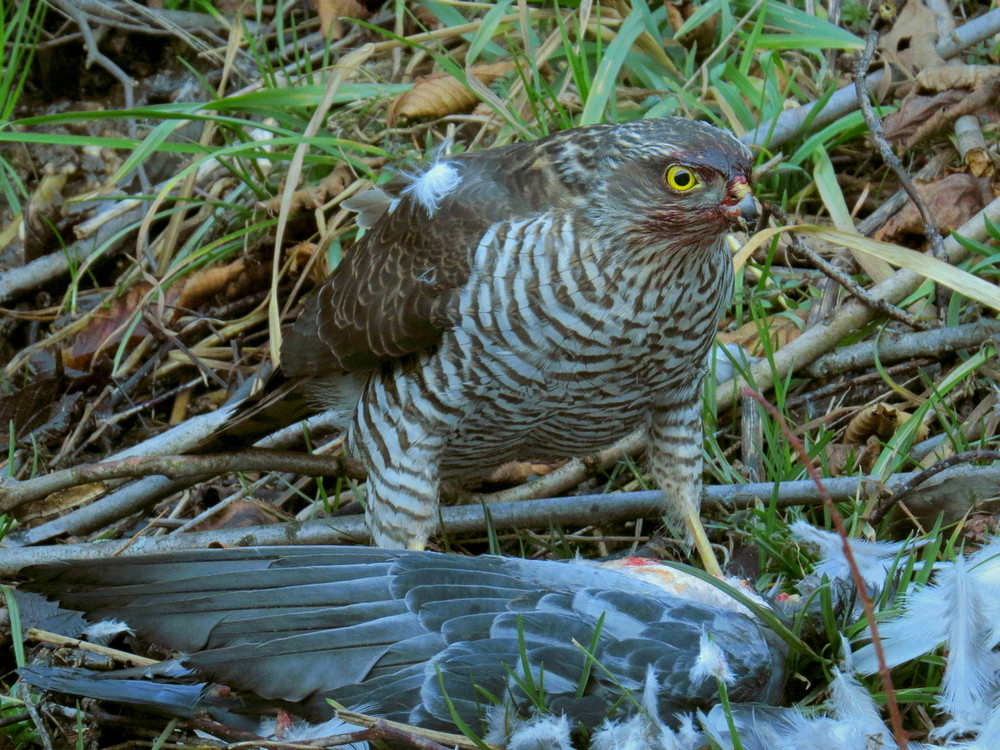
[
  {"xmin": 689, "ymin": 632, "xmax": 735, "ymax": 685},
  {"xmin": 791, "ymin": 520, "xmax": 922, "ymax": 590},
  {"xmin": 82, "ymin": 619, "xmax": 134, "ymax": 644},
  {"xmin": 712, "ymin": 341, "xmax": 759, "ymax": 384},
  {"xmin": 928, "ymin": 557, "xmax": 995, "ymax": 738},
  {"xmin": 257, "ymin": 713, "xmax": 369, "ymax": 748},
  {"xmin": 853, "ymin": 579, "xmax": 950, "ymax": 674},
  {"xmin": 400, "ymin": 161, "xmax": 461, "ymax": 215},
  {"xmin": 826, "ymin": 667, "xmax": 893, "ymax": 746},
  {"xmin": 342, "ymin": 187, "xmax": 393, "ymax": 228}
]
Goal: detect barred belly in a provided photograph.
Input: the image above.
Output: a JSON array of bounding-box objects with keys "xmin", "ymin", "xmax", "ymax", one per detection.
[{"xmin": 349, "ymin": 212, "xmax": 732, "ymax": 482}]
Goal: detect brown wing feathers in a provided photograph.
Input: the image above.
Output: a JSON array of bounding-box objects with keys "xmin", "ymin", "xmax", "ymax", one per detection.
[{"xmin": 211, "ymin": 130, "xmax": 605, "ymax": 445}]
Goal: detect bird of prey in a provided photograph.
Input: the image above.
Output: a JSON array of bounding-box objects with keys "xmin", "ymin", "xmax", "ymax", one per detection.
[
  {"xmin": 17, "ymin": 546, "xmax": 785, "ymax": 746},
  {"xmin": 217, "ymin": 118, "xmax": 757, "ymax": 573}
]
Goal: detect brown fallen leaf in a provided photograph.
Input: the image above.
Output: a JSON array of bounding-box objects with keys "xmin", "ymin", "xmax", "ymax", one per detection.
[
  {"xmin": 874, "ymin": 173, "xmax": 992, "ymax": 245},
  {"xmin": 904, "ymin": 75, "xmax": 1000, "ymax": 149},
  {"xmin": 190, "ymin": 500, "xmax": 279, "ymax": 532},
  {"xmin": 261, "ymin": 163, "xmax": 357, "ymax": 216},
  {"xmin": 882, "ymin": 90, "xmax": 966, "ymax": 145},
  {"xmin": 844, "ymin": 403, "xmax": 919, "ymax": 444},
  {"xmin": 718, "ymin": 310, "xmax": 806, "ymax": 356},
  {"xmin": 889, "ymin": 465, "xmax": 1000, "ymax": 536},
  {"xmin": 310, "ymin": 0, "xmax": 370, "ymax": 40},
  {"xmin": 387, "ymin": 62, "xmax": 517, "ymax": 126},
  {"xmin": 917, "ymin": 64, "xmax": 1000, "ymax": 92},
  {"xmin": 824, "ymin": 438, "xmax": 881, "ymax": 477},
  {"xmin": 62, "ymin": 283, "xmax": 179, "ymax": 371},
  {"xmin": 214, "ymin": 0, "xmax": 274, "ymax": 18},
  {"xmin": 878, "ymin": 0, "xmax": 945, "ymax": 75},
  {"xmin": 16, "ymin": 482, "xmax": 107, "ymax": 525},
  {"xmin": 482, "ymin": 460, "xmax": 565, "ymax": 486},
  {"xmin": 666, "ymin": 0, "xmax": 717, "ymax": 56},
  {"xmin": 24, "ymin": 170, "xmax": 70, "ymax": 262},
  {"xmin": 176, "ymin": 257, "xmax": 271, "ymax": 311},
  {"xmin": 0, "ymin": 382, "xmax": 79, "ymax": 450}
]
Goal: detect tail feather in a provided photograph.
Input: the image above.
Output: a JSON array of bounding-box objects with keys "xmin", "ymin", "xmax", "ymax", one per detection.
[
  {"xmin": 18, "ymin": 665, "xmax": 261, "ymax": 730},
  {"xmin": 199, "ymin": 372, "xmax": 314, "ymax": 450}
]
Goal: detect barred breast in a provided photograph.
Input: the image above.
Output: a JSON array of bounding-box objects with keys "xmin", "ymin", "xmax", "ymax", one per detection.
[{"xmin": 349, "ymin": 210, "xmax": 733, "ymax": 490}]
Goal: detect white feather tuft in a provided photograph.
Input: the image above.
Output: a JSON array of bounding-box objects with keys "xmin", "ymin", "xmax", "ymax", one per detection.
[
  {"xmin": 257, "ymin": 713, "xmax": 370, "ymax": 748},
  {"xmin": 955, "ymin": 701, "xmax": 1000, "ymax": 749},
  {"xmin": 790, "ymin": 520, "xmax": 921, "ymax": 590},
  {"xmin": 966, "ymin": 538, "xmax": 1000, "ymax": 649},
  {"xmin": 930, "ymin": 557, "xmax": 996, "ymax": 737},
  {"xmin": 506, "ymin": 713, "xmax": 573, "ymax": 750},
  {"xmin": 827, "ymin": 667, "xmax": 893, "ymax": 744},
  {"xmin": 82, "ymin": 620, "xmax": 134, "ymax": 644},
  {"xmin": 853, "ymin": 573, "xmax": 951, "ymax": 674},
  {"xmin": 689, "ymin": 632, "xmax": 734, "ymax": 686},
  {"xmin": 400, "ymin": 161, "xmax": 461, "ymax": 215}
]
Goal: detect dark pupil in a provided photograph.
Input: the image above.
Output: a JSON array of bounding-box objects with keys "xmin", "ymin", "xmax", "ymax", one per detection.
[{"xmin": 674, "ymin": 170, "xmax": 691, "ymax": 187}]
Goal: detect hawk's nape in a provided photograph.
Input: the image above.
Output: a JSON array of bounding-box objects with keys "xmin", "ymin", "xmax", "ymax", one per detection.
[{"xmin": 212, "ymin": 118, "xmax": 757, "ymax": 573}]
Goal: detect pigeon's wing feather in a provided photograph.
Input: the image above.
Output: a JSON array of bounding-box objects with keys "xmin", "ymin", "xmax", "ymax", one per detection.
[{"xmin": 19, "ymin": 547, "xmax": 783, "ymax": 730}]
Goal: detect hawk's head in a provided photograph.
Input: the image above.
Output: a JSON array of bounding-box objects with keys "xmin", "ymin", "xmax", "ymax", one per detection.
[{"xmin": 579, "ymin": 118, "xmax": 758, "ymax": 251}]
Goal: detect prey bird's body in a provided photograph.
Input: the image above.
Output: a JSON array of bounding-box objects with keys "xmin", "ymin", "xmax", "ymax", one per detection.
[
  {"xmin": 223, "ymin": 118, "xmax": 756, "ymax": 565},
  {"xmin": 17, "ymin": 546, "xmax": 786, "ymax": 743}
]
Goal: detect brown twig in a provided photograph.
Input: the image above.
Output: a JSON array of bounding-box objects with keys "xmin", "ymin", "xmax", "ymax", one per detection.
[
  {"xmin": 336, "ymin": 709, "xmax": 497, "ymax": 749},
  {"xmin": 9, "ymin": 468, "xmax": 1000, "ymax": 575},
  {"xmin": 0, "ymin": 451, "xmax": 366, "ymax": 513},
  {"xmin": 765, "ymin": 203, "xmax": 930, "ymax": 330},
  {"xmin": 786, "ymin": 360, "xmax": 934, "ymax": 408},
  {"xmin": 804, "ymin": 319, "xmax": 1000, "ymax": 379},
  {"xmin": 854, "ymin": 13, "xmax": 949, "ymax": 322},
  {"xmin": 869, "ymin": 450, "xmax": 1000, "ymax": 524},
  {"xmin": 744, "ymin": 388, "xmax": 907, "ymax": 750}
]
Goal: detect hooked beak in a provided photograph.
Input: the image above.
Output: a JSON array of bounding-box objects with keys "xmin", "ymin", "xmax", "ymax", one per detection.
[{"xmin": 723, "ymin": 181, "xmax": 758, "ymax": 234}]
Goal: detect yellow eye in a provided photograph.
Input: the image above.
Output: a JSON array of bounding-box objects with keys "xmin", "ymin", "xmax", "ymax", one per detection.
[{"xmin": 664, "ymin": 165, "xmax": 700, "ymax": 192}]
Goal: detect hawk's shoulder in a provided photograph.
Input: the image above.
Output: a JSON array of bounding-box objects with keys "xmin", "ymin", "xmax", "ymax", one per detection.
[{"xmin": 281, "ymin": 135, "xmax": 592, "ymax": 377}]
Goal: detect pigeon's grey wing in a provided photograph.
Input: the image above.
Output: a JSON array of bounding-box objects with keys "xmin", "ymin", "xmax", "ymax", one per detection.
[{"xmin": 19, "ymin": 547, "xmax": 784, "ymax": 733}]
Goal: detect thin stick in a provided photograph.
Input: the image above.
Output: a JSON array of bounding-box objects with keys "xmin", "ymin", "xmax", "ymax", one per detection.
[
  {"xmin": 744, "ymin": 389, "xmax": 907, "ymax": 750},
  {"xmin": 870, "ymin": 450, "xmax": 1000, "ymax": 524}
]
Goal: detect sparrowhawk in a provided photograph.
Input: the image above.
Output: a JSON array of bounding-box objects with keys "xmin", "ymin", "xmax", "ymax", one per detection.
[{"xmin": 219, "ymin": 117, "xmax": 757, "ymax": 574}]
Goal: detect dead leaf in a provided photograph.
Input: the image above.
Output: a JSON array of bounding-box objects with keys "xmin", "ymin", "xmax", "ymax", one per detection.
[
  {"xmin": 845, "ymin": 403, "xmax": 906, "ymax": 444},
  {"xmin": 387, "ymin": 62, "xmax": 516, "ymax": 126},
  {"xmin": 24, "ymin": 171, "xmax": 69, "ymax": 262},
  {"xmin": 214, "ymin": 0, "xmax": 274, "ymax": 17},
  {"xmin": 0, "ymin": 382, "xmax": 78, "ymax": 450},
  {"xmin": 666, "ymin": 1, "xmax": 717, "ymax": 55},
  {"xmin": 874, "ymin": 173, "xmax": 992, "ymax": 244},
  {"xmin": 190, "ymin": 500, "xmax": 278, "ymax": 531},
  {"xmin": 889, "ymin": 464, "xmax": 1000, "ymax": 535},
  {"xmin": 878, "ymin": 0, "xmax": 945, "ymax": 75},
  {"xmin": 718, "ymin": 310, "xmax": 806, "ymax": 356},
  {"xmin": 15, "ymin": 482, "xmax": 107, "ymax": 525},
  {"xmin": 176, "ymin": 257, "xmax": 270, "ymax": 311},
  {"xmin": 824, "ymin": 438, "xmax": 881, "ymax": 476},
  {"xmin": 286, "ymin": 241, "xmax": 327, "ymax": 284},
  {"xmin": 261, "ymin": 163, "xmax": 356, "ymax": 215},
  {"xmin": 904, "ymin": 75, "xmax": 1000, "ymax": 149},
  {"xmin": 917, "ymin": 64, "xmax": 1000, "ymax": 92},
  {"xmin": 310, "ymin": 0, "xmax": 370, "ymax": 40},
  {"xmin": 62, "ymin": 283, "xmax": 179, "ymax": 371},
  {"xmin": 482, "ymin": 460, "xmax": 564, "ymax": 485},
  {"xmin": 882, "ymin": 90, "xmax": 966, "ymax": 145}
]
